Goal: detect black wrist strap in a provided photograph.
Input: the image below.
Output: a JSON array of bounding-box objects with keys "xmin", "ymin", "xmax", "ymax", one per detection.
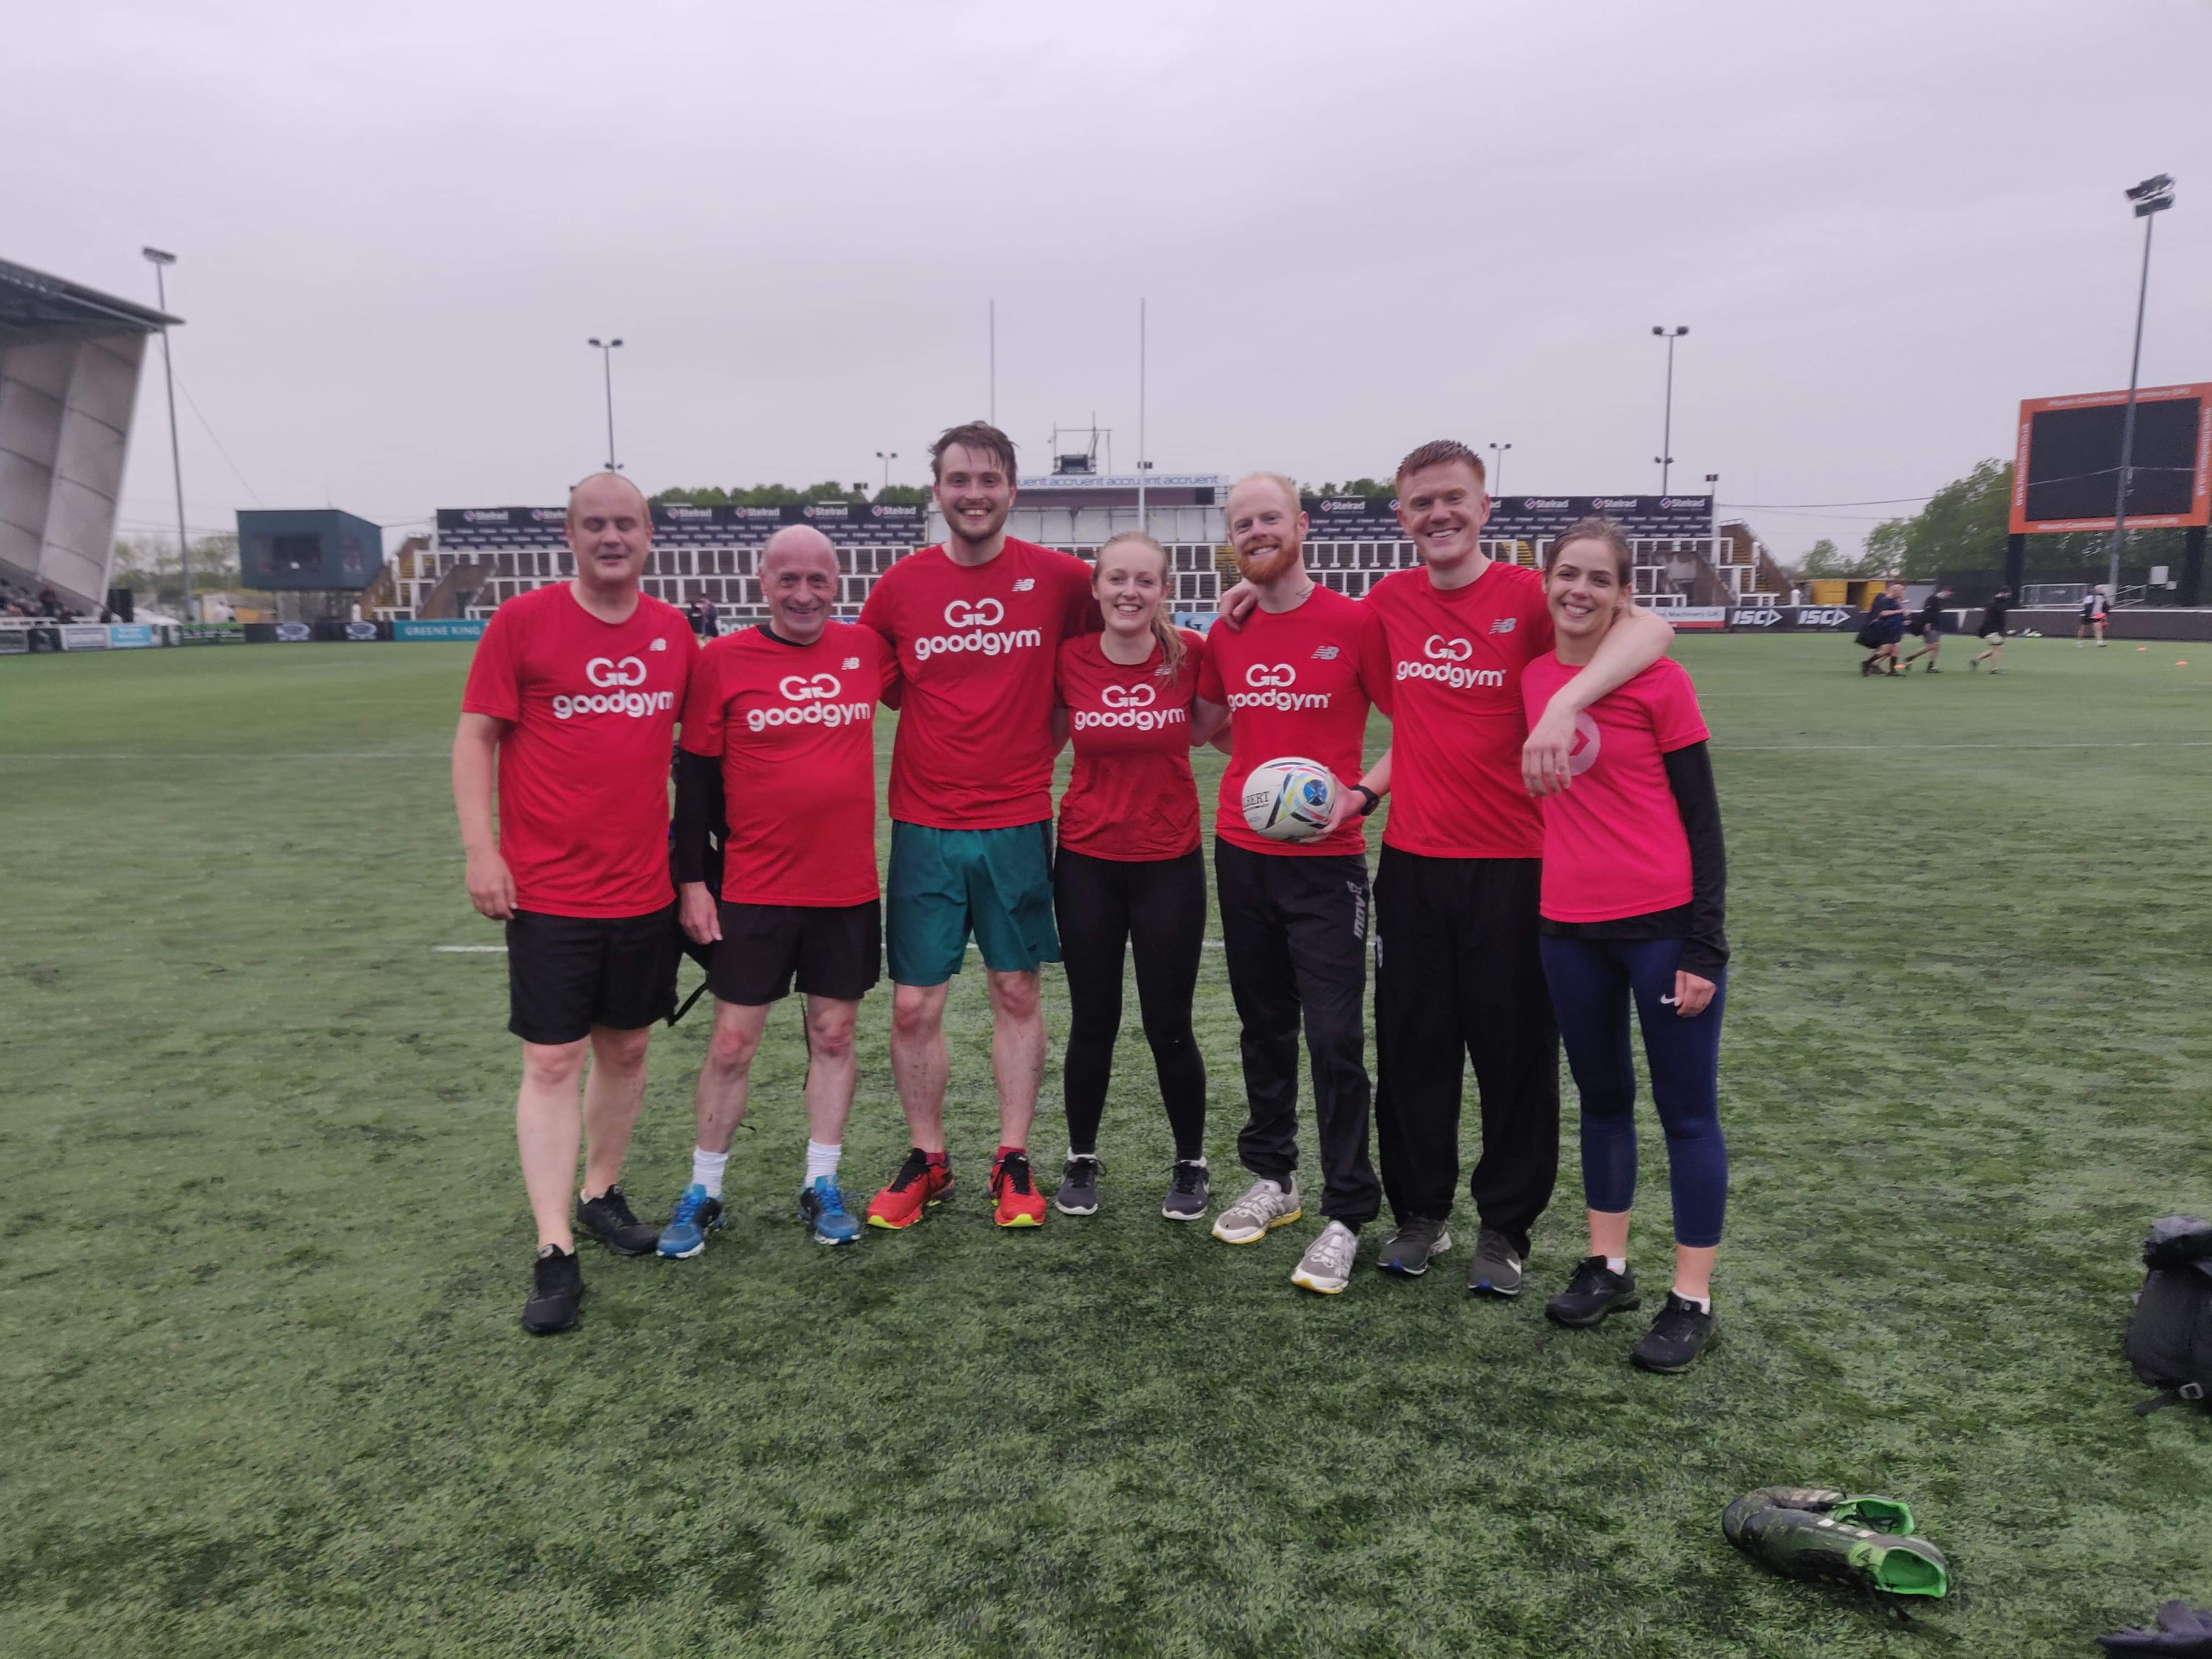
[{"xmin": 1352, "ymin": 783, "xmax": 1380, "ymax": 817}]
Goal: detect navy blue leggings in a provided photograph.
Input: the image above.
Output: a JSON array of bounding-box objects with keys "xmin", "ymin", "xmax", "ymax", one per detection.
[{"xmin": 1537, "ymin": 935, "xmax": 1728, "ymax": 1248}]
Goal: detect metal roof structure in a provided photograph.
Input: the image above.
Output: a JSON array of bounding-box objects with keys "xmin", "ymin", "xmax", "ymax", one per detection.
[{"xmin": 0, "ymin": 258, "xmax": 178, "ymax": 349}]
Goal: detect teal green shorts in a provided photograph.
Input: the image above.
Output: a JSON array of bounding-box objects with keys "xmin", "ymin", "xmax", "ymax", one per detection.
[{"xmin": 887, "ymin": 820, "xmax": 1062, "ymax": 986}]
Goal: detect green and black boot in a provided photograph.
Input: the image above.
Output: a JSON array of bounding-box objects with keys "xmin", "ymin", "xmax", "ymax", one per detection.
[
  {"xmin": 1723, "ymin": 1493, "xmax": 1949, "ymax": 1600},
  {"xmin": 1725, "ymin": 1486, "xmax": 1916, "ymax": 1535}
]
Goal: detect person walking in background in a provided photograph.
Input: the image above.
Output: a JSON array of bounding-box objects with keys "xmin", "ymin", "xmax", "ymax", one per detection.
[
  {"xmin": 1049, "ymin": 532, "xmax": 1227, "ymax": 1221},
  {"xmin": 1860, "ymin": 582, "xmax": 1906, "ymax": 676},
  {"xmin": 1901, "ymin": 585, "xmax": 1953, "ymax": 672},
  {"xmin": 2078, "ymin": 586, "xmax": 2109, "ymax": 647},
  {"xmin": 451, "ymin": 471, "xmax": 699, "ymax": 1335},
  {"xmin": 1970, "ymin": 588, "xmax": 2012, "ymax": 673},
  {"xmin": 1523, "ymin": 522, "xmax": 1731, "ymax": 1374}
]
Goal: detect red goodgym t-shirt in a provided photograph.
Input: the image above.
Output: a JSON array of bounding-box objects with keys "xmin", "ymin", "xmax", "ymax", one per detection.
[
  {"xmin": 1366, "ymin": 561, "xmax": 1555, "ymax": 861},
  {"xmin": 1196, "ymin": 584, "xmax": 1392, "ymax": 857},
  {"xmin": 460, "ymin": 582, "xmax": 697, "ymax": 918},
  {"xmin": 858, "ymin": 538, "xmax": 1095, "ymax": 830},
  {"xmin": 679, "ymin": 622, "xmax": 896, "ymax": 906},
  {"xmin": 1520, "ymin": 652, "xmax": 1710, "ymax": 923},
  {"xmin": 1054, "ymin": 630, "xmax": 1206, "ymax": 861}
]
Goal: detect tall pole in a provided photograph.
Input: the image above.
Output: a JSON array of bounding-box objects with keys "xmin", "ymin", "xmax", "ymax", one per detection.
[
  {"xmin": 143, "ymin": 249, "xmax": 191, "ymax": 621},
  {"xmin": 989, "ymin": 300, "xmax": 997, "ymax": 427},
  {"xmin": 876, "ymin": 450, "xmax": 898, "ymax": 490},
  {"xmin": 588, "ymin": 337, "xmax": 623, "ymax": 470},
  {"xmin": 1652, "ymin": 325, "xmax": 1688, "ymax": 494},
  {"xmin": 2108, "ymin": 211, "xmax": 2159, "ymax": 603},
  {"xmin": 1137, "ymin": 298, "xmax": 1147, "ymax": 539},
  {"xmin": 1488, "ymin": 442, "xmax": 1511, "ymax": 496}
]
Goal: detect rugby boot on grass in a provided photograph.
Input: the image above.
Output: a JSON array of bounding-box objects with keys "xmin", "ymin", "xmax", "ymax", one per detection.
[
  {"xmin": 1723, "ymin": 1494, "xmax": 1949, "ymax": 1600},
  {"xmin": 1726, "ymin": 1487, "xmax": 1915, "ymax": 1535},
  {"xmin": 866, "ymin": 1149, "xmax": 952, "ymax": 1230}
]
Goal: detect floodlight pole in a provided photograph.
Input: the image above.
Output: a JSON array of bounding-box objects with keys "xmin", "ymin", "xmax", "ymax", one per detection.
[
  {"xmin": 876, "ymin": 450, "xmax": 898, "ymax": 491},
  {"xmin": 588, "ymin": 337, "xmax": 623, "ymax": 470},
  {"xmin": 1137, "ymin": 298, "xmax": 1147, "ymax": 538},
  {"xmin": 989, "ymin": 300, "xmax": 997, "ymax": 427},
  {"xmin": 1652, "ymin": 325, "xmax": 1688, "ymax": 494},
  {"xmin": 2107, "ymin": 178, "xmax": 2172, "ymax": 605},
  {"xmin": 143, "ymin": 248, "xmax": 191, "ymax": 621},
  {"xmin": 1488, "ymin": 442, "xmax": 1511, "ymax": 497}
]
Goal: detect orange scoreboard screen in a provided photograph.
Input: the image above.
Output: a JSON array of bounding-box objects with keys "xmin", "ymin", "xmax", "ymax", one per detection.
[{"xmin": 2010, "ymin": 384, "xmax": 2212, "ymax": 534}]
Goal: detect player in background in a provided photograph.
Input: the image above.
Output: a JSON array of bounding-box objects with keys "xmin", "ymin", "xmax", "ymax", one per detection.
[
  {"xmin": 857, "ymin": 422, "xmax": 1097, "ymax": 1231},
  {"xmin": 1861, "ymin": 582, "xmax": 1907, "ymax": 676},
  {"xmin": 1524, "ymin": 522, "xmax": 1730, "ymax": 1373},
  {"xmin": 1194, "ymin": 473, "xmax": 1394, "ymax": 1294},
  {"xmin": 452, "ymin": 471, "xmax": 699, "ymax": 1335},
  {"xmin": 1970, "ymin": 587, "xmax": 2013, "ymax": 673},
  {"xmin": 2078, "ymin": 586, "xmax": 2110, "ymax": 647},
  {"xmin": 658, "ymin": 527, "xmax": 898, "ymax": 1255},
  {"xmin": 1348, "ymin": 447, "xmax": 1673, "ymax": 1295},
  {"xmin": 1049, "ymin": 532, "xmax": 1228, "ymax": 1220},
  {"xmin": 1900, "ymin": 585, "xmax": 1954, "ymax": 672}
]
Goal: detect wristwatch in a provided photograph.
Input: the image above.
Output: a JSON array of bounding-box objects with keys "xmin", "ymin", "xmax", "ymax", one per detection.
[{"xmin": 1351, "ymin": 783, "xmax": 1380, "ymax": 817}]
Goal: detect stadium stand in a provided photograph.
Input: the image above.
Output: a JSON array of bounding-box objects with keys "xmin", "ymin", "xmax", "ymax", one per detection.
[{"xmin": 381, "ymin": 494, "xmax": 1776, "ymax": 623}]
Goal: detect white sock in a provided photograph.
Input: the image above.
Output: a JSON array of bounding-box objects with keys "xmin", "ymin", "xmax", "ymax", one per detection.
[
  {"xmin": 692, "ymin": 1146, "xmax": 729, "ymax": 1199},
  {"xmin": 805, "ymin": 1141, "xmax": 841, "ymax": 1186},
  {"xmin": 1673, "ymin": 1286, "xmax": 1712, "ymax": 1313},
  {"xmin": 1604, "ymin": 1256, "xmax": 1627, "ymax": 1275}
]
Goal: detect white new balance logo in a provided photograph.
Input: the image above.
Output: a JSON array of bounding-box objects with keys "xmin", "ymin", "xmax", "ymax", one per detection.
[
  {"xmin": 1489, "ymin": 618, "xmax": 1516, "ymax": 634},
  {"xmin": 842, "ymin": 657, "xmax": 860, "ymax": 669},
  {"xmin": 1311, "ymin": 645, "xmax": 1339, "ymax": 659},
  {"xmin": 1012, "ymin": 578, "xmax": 1036, "ymax": 591},
  {"xmin": 650, "ymin": 637, "xmax": 669, "ymax": 651}
]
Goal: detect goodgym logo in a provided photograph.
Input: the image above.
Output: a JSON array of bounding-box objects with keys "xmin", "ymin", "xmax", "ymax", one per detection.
[
  {"xmin": 1231, "ymin": 660, "xmax": 1328, "ymax": 712},
  {"xmin": 586, "ymin": 656, "xmax": 647, "ymax": 687},
  {"xmin": 913, "ymin": 595, "xmax": 1042, "ymax": 663},
  {"xmin": 1398, "ymin": 638, "xmax": 1504, "ymax": 691},
  {"xmin": 1246, "ymin": 663, "xmax": 1296, "ymax": 688},
  {"xmin": 749, "ymin": 671, "xmax": 871, "ymax": 733},
  {"xmin": 1076, "ymin": 678, "xmax": 1184, "ymax": 732},
  {"xmin": 778, "ymin": 673, "xmax": 842, "ymax": 700},
  {"xmin": 553, "ymin": 656, "xmax": 674, "ymax": 720},
  {"xmin": 944, "ymin": 598, "xmax": 1005, "ymax": 629},
  {"xmin": 1424, "ymin": 635, "xmax": 1472, "ymax": 662},
  {"xmin": 1101, "ymin": 682, "xmax": 1156, "ymax": 709}
]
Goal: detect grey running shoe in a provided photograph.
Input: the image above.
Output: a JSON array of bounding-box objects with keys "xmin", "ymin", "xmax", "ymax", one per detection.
[
  {"xmin": 1466, "ymin": 1227, "xmax": 1524, "ymax": 1297},
  {"xmin": 1056, "ymin": 1155, "xmax": 1101, "ymax": 1216},
  {"xmin": 1160, "ymin": 1159, "xmax": 1210, "ymax": 1221},
  {"xmin": 1544, "ymin": 1256, "xmax": 1640, "ymax": 1327},
  {"xmin": 1291, "ymin": 1220, "xmax": 1361, "ymax": 1294},
  {"xmin": 1376, "ymin": 1216, "xmax": 1453, "ymax": 1277},
  {"xmin": 1211, "ymin": 1176, "xmax": 1301, "ymax": 1244}
]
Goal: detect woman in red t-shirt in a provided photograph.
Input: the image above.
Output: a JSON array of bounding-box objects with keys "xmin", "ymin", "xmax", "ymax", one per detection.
[
  {"xmin": 1522, "ymin": 520, "xmax": 1730, "ymax": 1375},
  {"xmin": 1050, "ymin": 532, "xmax": 1229, "ymax": 1222}
]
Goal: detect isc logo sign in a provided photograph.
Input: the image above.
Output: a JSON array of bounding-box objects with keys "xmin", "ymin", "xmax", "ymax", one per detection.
[
  {"xmin": 913, "ymin": 596, "xmax": 1043, "ymax": 663},
  {"xmin": 1732, "ymin": 609, "xmax": 1784, "ymax": 628}
]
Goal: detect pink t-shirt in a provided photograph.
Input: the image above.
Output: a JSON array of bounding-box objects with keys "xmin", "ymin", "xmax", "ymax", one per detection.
[{"xmin": 1520, "ymin": 653, "xmax": 1710, "ymax": 923}]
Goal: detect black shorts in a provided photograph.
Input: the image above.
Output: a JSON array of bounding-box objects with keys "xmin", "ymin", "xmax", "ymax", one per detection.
[
  {"xmin": 505, "ymin": 905, "xmax": 680, "ymax": 1045},
  {"xmin": 708, "ymin": 899, "xmax": 882, "ymax": 1006}
]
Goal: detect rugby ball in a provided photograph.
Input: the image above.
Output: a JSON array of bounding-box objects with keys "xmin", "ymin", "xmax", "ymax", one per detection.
[{"xmin": 1242, "ymin": 756, "xmax": 1339, "ymax": 842}]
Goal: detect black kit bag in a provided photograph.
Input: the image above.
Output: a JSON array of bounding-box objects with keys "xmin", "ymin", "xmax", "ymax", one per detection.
[
  {"xmin": 1854, "ymin": 621, "xmax": 1886, "ymax": 649},
  {"xmin": 2125, "ymin": 1216, "xmax": 2212, "ymax": 1414}
]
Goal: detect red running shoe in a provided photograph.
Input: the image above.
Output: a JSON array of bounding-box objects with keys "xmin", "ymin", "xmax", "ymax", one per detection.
[
  {"xmin": 990, "ymin": 1149, "xmax": 1047, "ymax": 1229},
  {"xmin": 866, "ymin": 1148, "xmax": 952, "ymax": 1230}
]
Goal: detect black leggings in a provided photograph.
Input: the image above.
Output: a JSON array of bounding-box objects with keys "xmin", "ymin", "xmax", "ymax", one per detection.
[{"xmin": 1053, "ymin": 846, "xmax": 1208, "ymax": 1160}]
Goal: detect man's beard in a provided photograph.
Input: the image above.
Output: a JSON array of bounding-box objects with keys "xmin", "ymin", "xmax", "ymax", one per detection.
[
  {"xmin": 1233, "ymin": 539, "xmax": 1302, "ymax": 584},
  {"xmin": 946, "ymin": 504, "xmax": 1005, "ymax": 545}
]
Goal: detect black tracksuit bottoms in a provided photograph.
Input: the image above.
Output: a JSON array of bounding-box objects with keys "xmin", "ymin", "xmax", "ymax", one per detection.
[
  {"xmin": 1372, "ymin": 845, "xmax": 1560, "ymax": 1256},
  {"xmin": 1213, "ymin": 837, "xmax": 1380, "ymax": 1226}
]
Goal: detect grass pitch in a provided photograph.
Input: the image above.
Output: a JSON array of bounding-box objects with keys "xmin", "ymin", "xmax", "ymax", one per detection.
[{"xmin": 3, "ymin": 633, "xmax": 2210, "ymax": 1658}]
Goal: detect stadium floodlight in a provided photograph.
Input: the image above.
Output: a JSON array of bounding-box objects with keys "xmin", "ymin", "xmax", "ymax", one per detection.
[
  {"xmin": 588, "ymin": 338, "xmax": 623, "ymax": 471},
  {"xmin": 1488, "ymin": 442, "xmax": 1512, "ymax": 496},
  {"xmin": 143, "ymin": 247, "xmax": 193, "ymax": 621},
  {"xmin": 1652, "ymin": 326, "xmax": 1689, "ymax": 494},
  {"xmin": 2107, "ymin": 175, "xmax": 2176, "ymax": 601},
  {"xmin": 876, "ymin": 450, "xmax": 898, "ymax": 491}
]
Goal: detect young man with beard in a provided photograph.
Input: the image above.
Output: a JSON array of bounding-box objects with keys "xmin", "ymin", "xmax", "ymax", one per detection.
[
  {"xmin": 1355, "ymin": 442, "xmax": 1672, "ymax": 1295},
  {"xmin": 452, "ymin": 471, "xmax": 699, "ymax": 1334},
  {"xmin": 1194, "ymin": 472, "xmax": 1395, "ymax": 1294},
  {"xmin": 657, "ymin": 527, "xmax": 898, "ymax": 1255},
  {"xmin": 857, "ymin": 422, "xmax": 1097, "ymax": 1230}
]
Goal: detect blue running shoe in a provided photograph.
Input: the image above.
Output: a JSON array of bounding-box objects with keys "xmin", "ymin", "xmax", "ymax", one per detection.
[
  {"xmin": 799, "ymin": 1177, "xmax": 860, "ymax": 1246},
  {"xmin": 657, "ymin": 1184, "xmax": 725, "ymax": 1259}
]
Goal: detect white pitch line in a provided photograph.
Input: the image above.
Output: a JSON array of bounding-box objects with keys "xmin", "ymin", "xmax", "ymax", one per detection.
[
  {"xmin": 1, "ymin": 753, "xmax": 443, "ymax": 761},
  {"xmin": 434, "ymin": 944, "xmax": 508, "ymax": 952},
  {"xmin": 1718, "ymin": 739, "xmax": 2212, "ymax": 753}
]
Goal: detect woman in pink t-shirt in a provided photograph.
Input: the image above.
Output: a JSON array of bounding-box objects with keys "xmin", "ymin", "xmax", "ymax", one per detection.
[{"xmin": 1522, "ymin": 520, "xmax": 1730, "ymax": 1375}]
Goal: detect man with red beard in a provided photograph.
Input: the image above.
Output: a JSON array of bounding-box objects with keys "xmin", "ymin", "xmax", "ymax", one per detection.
[
  {"xmin": 1194, "ymin": 472, "xmax": 1395, "ymax": 1295},
  {"xmin": 857, "ymin": 422, "xmax": 1097, "ymax": 1231}
]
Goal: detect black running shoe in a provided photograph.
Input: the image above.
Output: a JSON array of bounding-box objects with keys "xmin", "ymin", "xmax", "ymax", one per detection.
[
  {"xmin": 522, "ymin": 1245, "xmax": 583, "ymax": 1334},
  {"xmin": 1631, "ymin": 1291, "xmax": 1719, "ymax": 1373},
  {"xmin": 1160, "ymin": 1159, "xmax": 1210, "ymax": 1221},
  {"xmin": 575, "ymin": 1184, "xmax": 658, "ymax": 1256},
  {"xmin": 1544, "ymin": 1256, "xmax": 1641, "ymax": 1327},
  {"xmin": 1056, "ymin": 1155, "xmax": 1101, "ymax": 1216},
  {"xmin": 1377, "ymin": 1215, "xmax": 1452, "ymax": 1277}
]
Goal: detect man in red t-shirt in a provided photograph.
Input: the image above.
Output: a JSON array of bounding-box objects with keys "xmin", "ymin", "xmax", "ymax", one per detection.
[
  {"xmin": 453, "ymin": 471, "xmax": 698, "ymax": 1334},
  {"xmin": 1357, "ymin": 441, "xmax": 1672, "ymax": 1295},
  {"xmin": 1194, "ymin": 472, "xmax": 1396, "ymax": 1296},
  {"xmin": 657, "ymin": 526, "xmax": 898, "ymax": 1256},
  {"xmin": 855, "ymin": 422, "xmax": 1096, "ymax": 1231}
]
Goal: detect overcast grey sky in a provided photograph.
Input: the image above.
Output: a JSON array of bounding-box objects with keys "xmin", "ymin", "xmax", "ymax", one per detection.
[{"xmin": 15, "ymin": 0, "xmax": 2211, "ymax": 558}]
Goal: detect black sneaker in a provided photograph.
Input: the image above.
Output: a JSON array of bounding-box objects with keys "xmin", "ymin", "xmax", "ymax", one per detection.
[
  {"xmin": 522, "ymin": 1245, "xmax": 583, "ymax": 1334},
  {"xmin": 1631, "ymin": 1291, "xmax": 1720, "ymax": 1373},
  {"xmin": 575, "ymin": 1184, "xmax": 658, "ymax": 1256},
  {"xmin": 1466, "ymin": 1227, "xmax": 1525, "ymax": 1297},
  {"xmin": 1160, "ymin": 1159, "xmax": 1210, "ymax": 1221},
  {"xmin": 1544, "ymin": 1256, "xmax": 1641, "ymax": 1327},
  {"xmin": 1376, "ymin": 1215, "xmax": 1453, "ymax": 1277},
  {"xmin": 1056, "ymin": 1154, "xmax": 1101, "ymax": 1216}
]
